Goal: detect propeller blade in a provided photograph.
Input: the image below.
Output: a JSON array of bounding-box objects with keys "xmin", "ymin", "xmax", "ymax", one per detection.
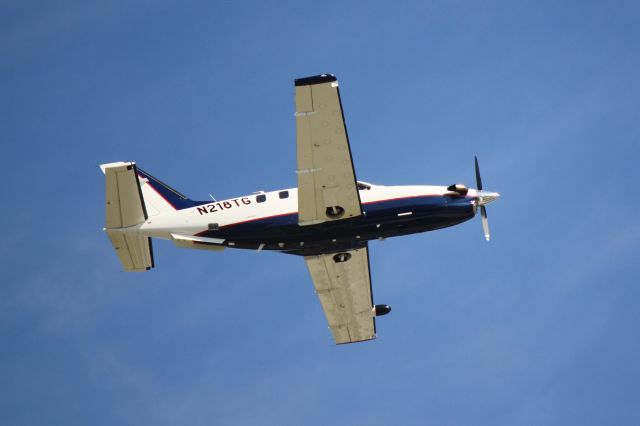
[
  {"xmin": 475, "ymin": 156, "xmax": 483, "ymax": 191},
  {"xmin": 480, "ymin": 205, "xmax": 490, "ymax": 241}
]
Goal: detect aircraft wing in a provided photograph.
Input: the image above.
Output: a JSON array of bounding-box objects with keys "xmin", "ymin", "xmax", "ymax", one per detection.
[
  {"xmin": 294, "ymin": 74, "xmax": 362, "ymax": 226},
  {"xmin": 304, "ymin": 245, "xmax": 376, "ymax": 344}
]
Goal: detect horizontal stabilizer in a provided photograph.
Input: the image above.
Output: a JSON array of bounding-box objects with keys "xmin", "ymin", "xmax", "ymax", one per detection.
[
  {"xmin": 106, "ymin": 230, "xmax": 154, "ymax": 272},
  {"xmin": 101, "ymin": 162, "xmax": 154, "ymax": 272},
  {"xmin": 101, "ymin": 162, "xmax": 148, "ymax": 228}
]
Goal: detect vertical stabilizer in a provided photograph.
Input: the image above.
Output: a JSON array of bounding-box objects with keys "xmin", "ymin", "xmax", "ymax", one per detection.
[{"xmin": 136, "ymin": 167, "xmax": 202, "ymax": 215}]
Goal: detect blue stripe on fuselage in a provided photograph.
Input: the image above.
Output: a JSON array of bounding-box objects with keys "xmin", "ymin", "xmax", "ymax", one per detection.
[
  {"xmin": 198, "ymin": 195, "xmax": 474, "ymax": 250},
  {"xmin": 137, "ymin": 168, "xmax": 208, "ymax": 210}
]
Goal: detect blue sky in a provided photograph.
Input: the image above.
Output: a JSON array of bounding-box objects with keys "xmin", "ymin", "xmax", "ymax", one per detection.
[{"xmin": 2, "ymin": 1, "xmax": 639, "ymax": 424}]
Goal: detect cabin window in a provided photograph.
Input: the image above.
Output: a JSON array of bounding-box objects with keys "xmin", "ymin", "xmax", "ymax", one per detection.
[
  {"xmin": 279, "ymin": 191, "xmax": 289, "ymax": 199},
  {"xmin": 256, "ymin": 194, "xmax": 266, "ymax": 203}
]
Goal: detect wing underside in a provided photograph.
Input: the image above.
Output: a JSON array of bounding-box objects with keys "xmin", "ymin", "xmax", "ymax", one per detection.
[
  {"xmin": 295, "ymin": 74, "xmax": 362, "ymax": 226},
  {"xmin": 304, "ymin": 245, "xmax": 376, "ymax": 344}
]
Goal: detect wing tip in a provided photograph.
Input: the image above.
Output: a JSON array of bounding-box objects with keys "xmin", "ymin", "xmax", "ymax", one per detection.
[
  {"xmin": 334, "ymin": 334, "xmax": 377, "ymax": 345},
  {"xmin": 295, "ymin": 74, "xmax": 337, "ymax": 86}
]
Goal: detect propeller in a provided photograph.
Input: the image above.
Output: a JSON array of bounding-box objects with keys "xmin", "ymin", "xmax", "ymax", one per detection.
[{"xmin": 474, "ymin": 156, "xmax": 500, "ymax": 241}]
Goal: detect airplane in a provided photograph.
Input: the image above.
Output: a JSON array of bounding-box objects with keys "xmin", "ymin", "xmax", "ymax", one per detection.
[{"xmin": 100, "ymin": 73, "xmax": 500, "ymax": 344}]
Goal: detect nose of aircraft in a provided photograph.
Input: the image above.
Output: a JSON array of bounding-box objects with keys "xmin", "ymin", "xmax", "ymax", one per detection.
[{"xmin": 476, "ymin": 190, "xmax": 500, "ymax": 206}]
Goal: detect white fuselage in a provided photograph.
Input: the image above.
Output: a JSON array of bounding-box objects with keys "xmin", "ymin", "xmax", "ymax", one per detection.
[{"xmin": 138, "ymin": 184, "xmax": 480, "ymax": 241}]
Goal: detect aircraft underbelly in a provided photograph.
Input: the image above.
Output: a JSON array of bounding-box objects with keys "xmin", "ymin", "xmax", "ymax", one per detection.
[{"xmin": 197, "ymin": 196, "xmax": 474, "ymax": 255}]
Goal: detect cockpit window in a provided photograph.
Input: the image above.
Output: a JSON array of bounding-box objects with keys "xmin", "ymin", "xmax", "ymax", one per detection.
[{"xmin": 357, "ymin": 182, "xmax": 371, "ymax": 190}]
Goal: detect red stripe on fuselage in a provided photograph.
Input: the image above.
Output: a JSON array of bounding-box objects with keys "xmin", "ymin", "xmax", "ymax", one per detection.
[
  {"xmin": 361, "ymin": 194, "xmax": 441, "ymax": 205},
  {"xmin": 195, "ymin": 193, "xmax": 447, "ymax": 235}
]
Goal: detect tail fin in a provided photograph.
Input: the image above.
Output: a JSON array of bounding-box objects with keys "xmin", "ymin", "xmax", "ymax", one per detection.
[
  {"xmin": 136, "ymin": 167, "xmax": 202, "ymax": 215},
  {"xmin": 100, "ymin": 162, "xmax": 154, "ymax": 272}
]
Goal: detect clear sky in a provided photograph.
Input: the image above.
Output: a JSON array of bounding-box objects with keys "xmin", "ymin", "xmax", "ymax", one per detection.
[{"xmin": 2, "ymin": 1, "xmax": 639, "ymax": 425}]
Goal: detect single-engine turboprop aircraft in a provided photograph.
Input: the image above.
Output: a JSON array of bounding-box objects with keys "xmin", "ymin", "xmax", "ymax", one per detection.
[{"xmin": 101, "ymin": 74, "xmax": 500, "ymax": 344}]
